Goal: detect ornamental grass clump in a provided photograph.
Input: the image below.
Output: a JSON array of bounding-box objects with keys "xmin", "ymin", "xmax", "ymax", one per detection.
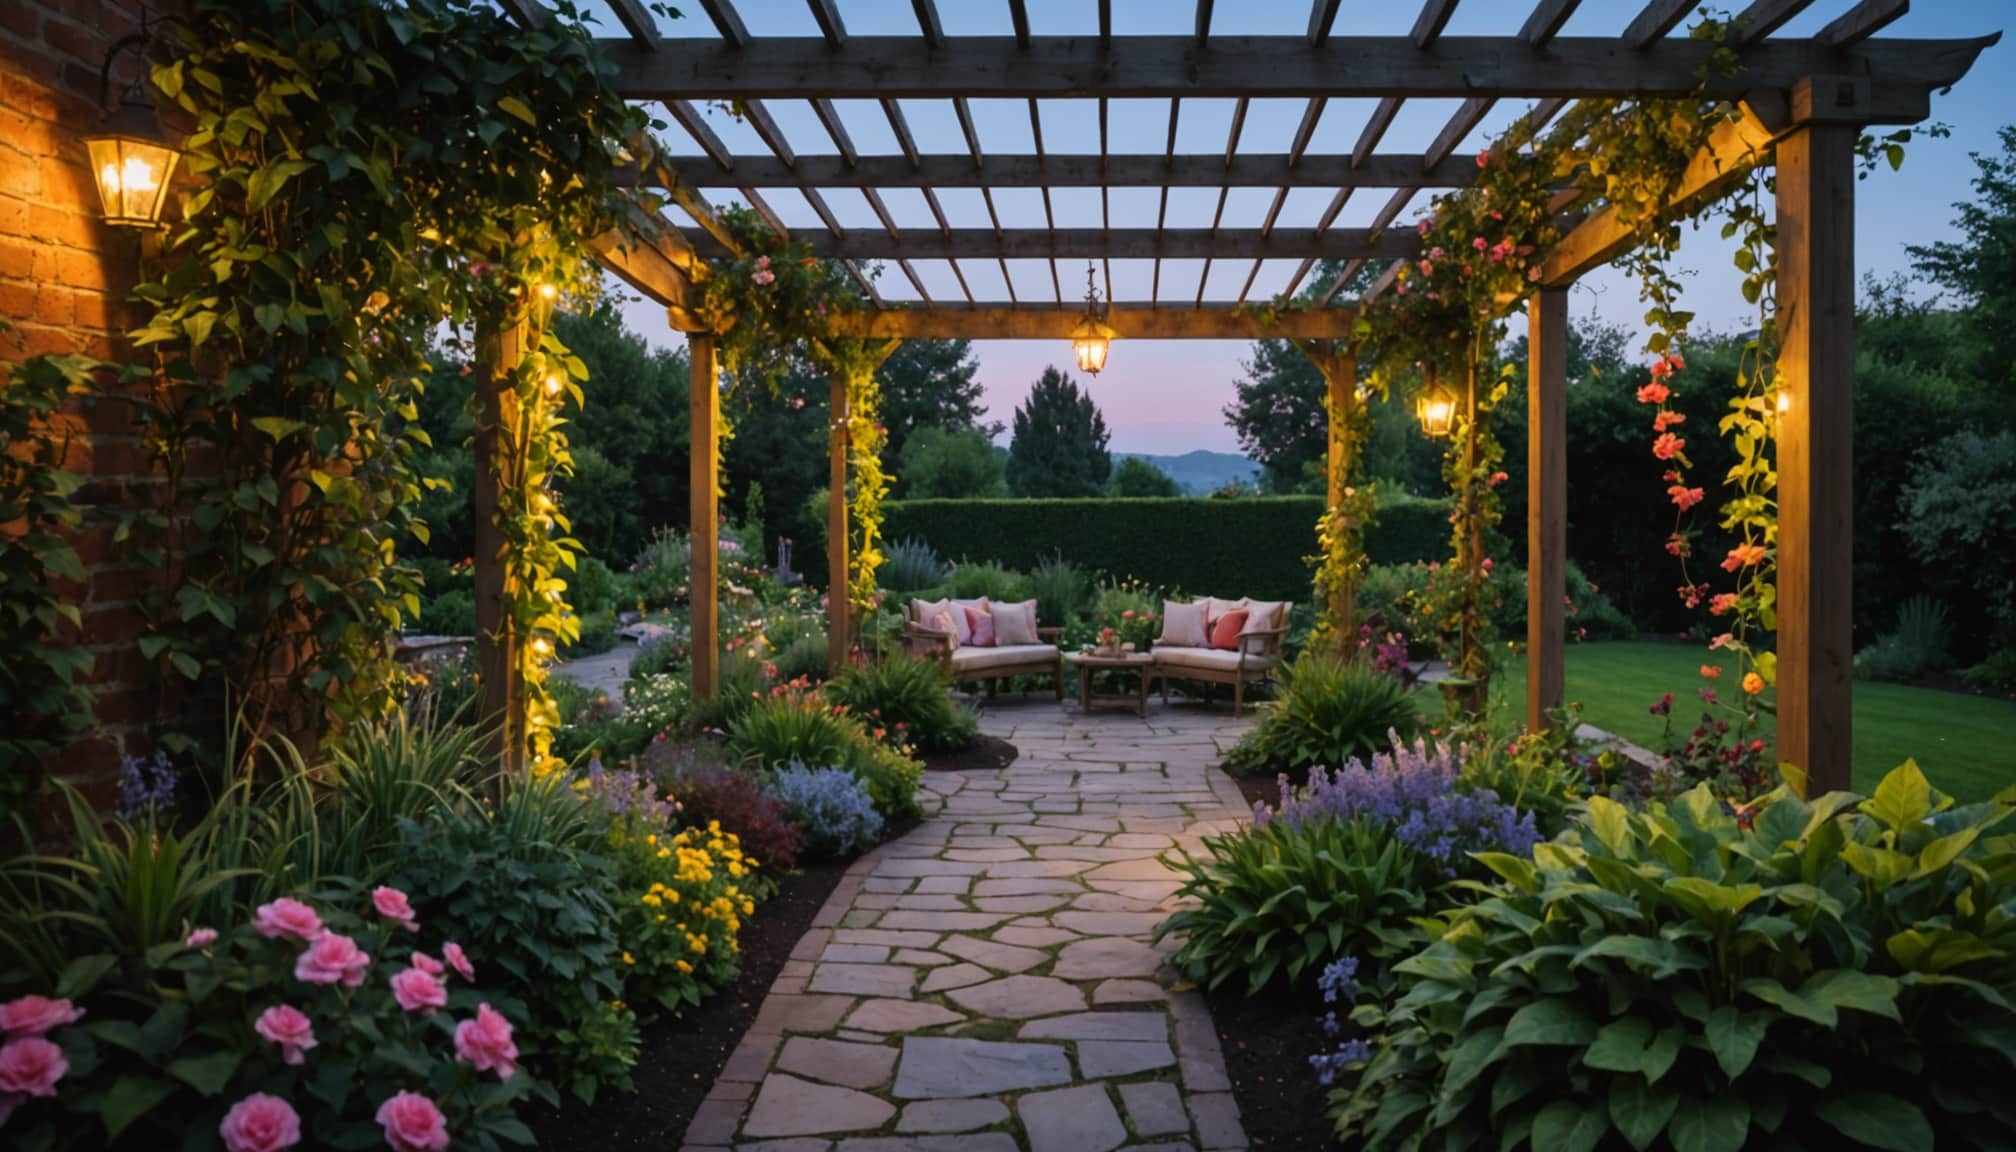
[
  {"xmin": 1325, "ymin": 762, "xmax": 2016, "ymax": 1152},
  {"xmin": 1226, "ymin": 650, "xmax": 1420, "ymax": 779}
]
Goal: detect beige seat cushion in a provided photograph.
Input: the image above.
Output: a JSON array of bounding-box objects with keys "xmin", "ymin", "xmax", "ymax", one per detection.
[
  {"xmin": 1238, "ymin": 600, "xmax": 1287, "ymax": 654},
  {"xmin": 1202, "ymin": 596, "xmax": 1246, "ymax": 629},
  {"xmin": 949, "ymin": 643, "xmax": 1060, "ymax": 674},
  {"xmin": 1158, "ymin": 599, "xmax": 1209, "ymax": 648},
  {"xmin": 1151, "ymin": 647, "xmax": 1277, "ymax": 674},
  {"xmin": 950, "ymin": 598, "xmax": 989, "ymax": 646},
  {"xmin": 912, "ymin": 598, "xmax": 952, "ymax": 629},
  {"xmin": 994, "ymin": 598, "xmax": 1040, "ymax": 646}
]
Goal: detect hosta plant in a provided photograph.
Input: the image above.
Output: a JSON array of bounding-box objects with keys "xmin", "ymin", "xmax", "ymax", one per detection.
[
  {"xmin": 1327, "ymin": 762, "xmax": 2016, "ymax": 1152},
  {"xmin": 824, "ymin": 652, "xmax": 977, "ymax": 753}
]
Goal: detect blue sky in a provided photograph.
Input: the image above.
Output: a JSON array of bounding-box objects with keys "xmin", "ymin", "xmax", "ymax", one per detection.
[{"xmin": 603, "ymin": 0, "xmax": 2013, "ymax": 454}]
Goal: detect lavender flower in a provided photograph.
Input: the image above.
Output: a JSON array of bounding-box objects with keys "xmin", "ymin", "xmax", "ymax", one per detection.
[
  {"xmin": 1253, "ymin": 733, "xmax": 1540, "ymax": 873},
  {"xmin": 579, "ymin": 757, "xmax": 674, "ymax": 826},
  {"xmin": 1310, "ymin": 1039, "xmax": 1374, "ymax": 1086},
  {"xmin": 116, "ymin": 752, "xmax": 177, "ymax": 822},
  {"xmin": 769, "ymin": 761, "xmax": 883, "ymax": 855}
]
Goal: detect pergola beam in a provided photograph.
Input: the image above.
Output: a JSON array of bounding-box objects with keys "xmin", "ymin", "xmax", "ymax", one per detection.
[
  {"xmin": 665, "ymin": 152, "xmax": 1484, "ymax": 189},
  {"xmin": 827, "ymin": 305, "xmax": 1355, "ymax": 341},
  {"xmin": 691, "ymin": 228, "xmax": 1418, "ymax": 262},
  {"xmin": 605, "ymin": 36, "xmax": 1993, "ymax": 103}
]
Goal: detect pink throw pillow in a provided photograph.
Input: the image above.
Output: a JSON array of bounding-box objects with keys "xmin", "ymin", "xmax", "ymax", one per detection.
[
  {"xmin": 1209, "ymin": 609, "xmax": 1250, "ymax": 651},
  {"xmin": 964, "ymin": 606, "xmax": 996, "ymax": 647}
]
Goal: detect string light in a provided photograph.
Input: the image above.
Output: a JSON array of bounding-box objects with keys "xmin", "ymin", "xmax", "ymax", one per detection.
[{"xmin": 544, "ymin": 373, "xmax": 564, "ymax": 396}]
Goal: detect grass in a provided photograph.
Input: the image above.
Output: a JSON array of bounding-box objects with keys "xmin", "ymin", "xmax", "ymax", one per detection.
[{"xmin": 1415, "ymin": 641, "xmax": 2016, "ymax": 803}]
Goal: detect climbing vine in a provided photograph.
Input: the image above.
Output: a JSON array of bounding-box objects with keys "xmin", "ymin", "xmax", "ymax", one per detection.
[
  {"xmin": 130, "ymin": 0, "xmax": 655, "ymax": 767},
  {"xmin": 1295, "ymin": 343, "xmax": 1380, "ymax": 648}
]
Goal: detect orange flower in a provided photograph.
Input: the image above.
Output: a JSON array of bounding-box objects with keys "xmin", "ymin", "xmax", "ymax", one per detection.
[
  {"xmin": 1636, "ymin": 382, "xmax": 1670, "ymax": 405},
  {"xmin": 1652, "ymin": 410, "xmax": 1686, "ymax": 432},
  {"xmin": 1652, "ymin": 433, "xmax": 1686, "ymax": 461},
  {"xmin": 1700, "ymin": 664, "xmax": 1722, "ymax": 679},
  {"xmin": 1742, "ymin": 672, "xmax": 1766, "ymax": 696},
  {"xmin": 1722, "ymin": 543, "xmax": 1767, "ymax": 572},
  {"xmin": 1668, "ymin": 485, "xmax": 1705, "ymax": 510}
]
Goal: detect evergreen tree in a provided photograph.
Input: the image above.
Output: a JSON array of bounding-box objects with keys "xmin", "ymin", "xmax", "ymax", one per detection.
[
  {"xmin": 876, "ymin": 338, "xmax": 994, "ymax": 462},
  {"xmin": 1006, "ymin": 366, "xmax": 1111, "ymax": 497},
  {"xmin": 899, "ymin": 426, "xmax": 1007, "ymax": 498},
  {"xmin": 1908, "ymin": 125, "xmax": 2016, "ymax": 395},
  {"xmin": 1111, "ymin": 456, "xmax": 1181, "ymax": 497}
]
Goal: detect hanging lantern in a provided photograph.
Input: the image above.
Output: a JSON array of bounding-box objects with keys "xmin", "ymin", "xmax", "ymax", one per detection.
[
  {"xmin": 1415, "ymin": 369, "xmax": 1458, "ymax": 438},
  {"xmin": 1070, "ymin": 261, "xmax": 1116, "ymax": 376},
  {"xmin": 84, "ymin": 31, "xmax": 181, "ymax": 229}
]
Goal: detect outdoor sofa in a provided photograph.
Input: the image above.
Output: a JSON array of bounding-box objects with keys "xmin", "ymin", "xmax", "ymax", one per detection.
[
  {"xmin": 904, "ymin": 596, "xmax": 1066, "ymax": 699},
  {"xmin": 1147, "ymin": 596, "xmax": 1290, "ymax": 716}
]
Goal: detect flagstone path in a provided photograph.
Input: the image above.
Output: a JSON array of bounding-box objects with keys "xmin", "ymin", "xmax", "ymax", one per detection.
[{"xmin": 681, "ymin": 701, "xmax": 1258, "ymax": 1152}]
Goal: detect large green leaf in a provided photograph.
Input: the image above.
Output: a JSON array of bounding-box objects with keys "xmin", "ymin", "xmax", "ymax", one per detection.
[
  {"xmin": 101, "ymin": 1074, "xmax": 179, "ymax": 1140},
  {"xmin": 1608, "ymin": 1075, "xmax": 1680, "ymax": 1151},
  {"xmin": 1704, "ymin": 1005, "xmax": 1769, "ymax": 1078},
  {"xmin": 1801, "ymin": 969, "xmax": 1901, "ymax": 1021},
  {"xmin": 166, "ymin": 1049, "xmax": 241, "ymax": 1096},
  {"xmin": 1886, "ymin": 926, "xmax": 2002, "ymax": 974},
  {"xmin": 1502, "ymin": 999, "xmax": 1598, "ymax": 1047},
  {"xmin": 1572, "ymin": 935, "xmax": 1703, "ymax": 980},
  {"xmin": 1583, "ymin": 1016, "xmax": 1680, "ymax": 1082},
  {"xmin": 1742, "ymin": 977, "xmax": 1837, "ymax": 1027},
  {"xmin": 1814, "ymin": 1092, "xmax": 1933, "ymax": 1152},
  {"xmin": 1531, "ymin": 1098, "xmax": 1609, "ymax": 1152},
  {"xmin": 1863, "ymin": 760, "xmax": 1933, "ymax": 834},
  {"xmin": 1668, "ymin": 1095, "xmax": 1750, "ymax": 1152}
]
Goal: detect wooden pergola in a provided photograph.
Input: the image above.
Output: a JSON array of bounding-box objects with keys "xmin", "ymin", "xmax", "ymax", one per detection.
[{"xmin": 488, "ymin": 0, "xmax": 1992, "ymax": 794}]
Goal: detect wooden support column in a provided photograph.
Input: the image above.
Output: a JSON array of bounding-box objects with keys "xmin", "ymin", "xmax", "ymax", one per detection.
[
  {"xmin": 828, "ymin": 374, "xmax": 850, "ymax": 673},
  {"xmin": 473, "ymin": 314, "xmax": 528, "ymax": 776},
  {"xmin": 690, "ymin": 334, "xmax": 721, "ymax": 699},
  {"xmin": 1526, "ymin": 288, "xmax": 1568, "ymax": 731},
  {"xmin": 1321, "ymin": 349, "xmax": 1360, "ymax": 639},
  {"xmin": 1776, "ymin": 117, "xmax": 1857, "ymax": 793}
]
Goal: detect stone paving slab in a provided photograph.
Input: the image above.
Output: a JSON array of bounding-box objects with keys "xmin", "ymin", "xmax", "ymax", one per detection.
[{"xmin": 680, "ymin": 702, "xmax": 1254, "ymax": 1152}]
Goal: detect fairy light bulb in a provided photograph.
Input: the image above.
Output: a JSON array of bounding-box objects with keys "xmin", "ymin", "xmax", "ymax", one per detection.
[{"xmin": 544, "ymin": 374, "xmax": 564, "ymax": 396}]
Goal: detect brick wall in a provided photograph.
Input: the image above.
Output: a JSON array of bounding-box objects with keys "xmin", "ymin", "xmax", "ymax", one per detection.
[{"xmin": 2, "ymin": 0, "xmax": 165, "ymax": 802}]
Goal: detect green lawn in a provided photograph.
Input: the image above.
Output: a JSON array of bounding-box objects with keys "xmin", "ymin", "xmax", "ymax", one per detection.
[{"xmin": 1421, "ymin": 641, "xmax": 2016, "ymax": 802}]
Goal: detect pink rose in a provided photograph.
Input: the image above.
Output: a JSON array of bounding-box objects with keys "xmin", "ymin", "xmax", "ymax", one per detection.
[
  {"xmin": 254, "ymin": 1005, "xmax": 316, "ymax": 1066},
  {"xmin": 453, "ymin": 1002, "xmax": 518, "ymax": 1080},
  {"xmin": 371, "ymin": 887, "xmax": 418, "ymax": 932},
  {"xmin": 442, "ymin": 943, "xmax": 474, "ymax": 983},
  {"xmin": 0, "ymin": 996, "xmax": 82, "ymax": 1038},
  {"xmin": 254, "ymin": 898, "xmax": 323, "ymax": 943},
  {"xmin": 409, "ymin": 952, "xmax": 445, "ymax": 977},
  {"xmin": 389, "ymin": 967, "xmax": 448, "ymax": 1015},
  {"xmin": 186, "ymin": 927, "xmax": 219, "ymax": 949},
  {"xmin": 376, "ymin": 1091, "xmax": 450, "ymax": 1152},
  {"xmin": 219, "ymin": 1093, "xmax": 301, "ymax": 1152},
  {"xmin": 0, "ymin": 1036, "xmax": 66, "ymax": 1098},
  {"xmin": 294, "ymin": 933, "xmax": 370, "ymax": 988}
]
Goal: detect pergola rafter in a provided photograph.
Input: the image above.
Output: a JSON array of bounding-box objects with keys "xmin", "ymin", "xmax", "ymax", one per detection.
[{"xmin": 490, "ymin": 0, "xmax": 1993, "ymax": 793}]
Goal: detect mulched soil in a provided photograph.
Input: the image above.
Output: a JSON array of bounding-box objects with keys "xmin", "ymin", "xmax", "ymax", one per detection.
[
  {"xmin": 1204, "ymin": 980, "xmax": 1338, "ymax": 1151},
  {"xmin": 527, "ymin": 845, "xmax": 863, "ymax": 1150},
  {"xmin": 918, "ymin": 731, "xmax": 1019, "ymax": 774}
]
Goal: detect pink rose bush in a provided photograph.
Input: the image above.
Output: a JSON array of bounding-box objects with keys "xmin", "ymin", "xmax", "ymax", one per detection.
[{"xmin": 0, "ymin": 895, "xmax": 532, "ymax": 1148}]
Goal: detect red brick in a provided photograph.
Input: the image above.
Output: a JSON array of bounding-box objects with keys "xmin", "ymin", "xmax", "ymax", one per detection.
[
  {"xmin": 0, "ymin": 235, "xmax": 33, "ymax": 278},
  {"xmin": 0, "ymin": 278, "xmax": 31, "ymax": 318},
  {"xmin": 33, "ymin": 282, "xmax": 72, "ymax": 324},
  {"xmin": 92, "ymin": 684, "xmax": 156, "ymax": 727},
  {"xmin": 39, "ymin": 14, "xmax": 101, "ymax": 67},
  {"xmin": 0, "ymin": 1, "xmax": 40, "ymax": 40},
  {"xmin": 51, "ymin": 735, "xmax": 121, "ymax": 782},
  {"xmin": 54, "ymin": 246, "xmax": 112, "ymax": 291}
]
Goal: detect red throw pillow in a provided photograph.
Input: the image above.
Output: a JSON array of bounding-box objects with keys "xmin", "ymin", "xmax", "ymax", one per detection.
[
  {"xmin": 964, "ymin": 606, "xmax": 996, "ymax": 647},
  {"xmin": 1209, "ymin": 609, "xmax": 1250, "ymax": 651}
]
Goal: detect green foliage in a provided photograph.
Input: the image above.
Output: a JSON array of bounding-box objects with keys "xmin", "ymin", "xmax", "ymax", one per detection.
[
  {"xmin": 1908, "ymin": 124, "xmax": 2016, "ymax": 391},
  {"xmin": 1111, "ymin": 456, "xmax": 1182, "ymax": 497},
  {"xmin": 396, "ymin": 775, "xmax": 631, "ymax": 1102},
  {"xmin": 898, "ymin": 425, "xmax": 1007, "ymax": 499},
  {"xmin": 631, "ymin": 526, "xmax": 693, "ymax": 610},
  {"xmin": 1029, "ymin": 552, "xmax": 1089, "ymax": 627},
  {"xmin": 825, "ymin": 652, "xmax": 978, "ymax": 754},
  {"xmin": 1329, "ymin": 764, "xmax": 2016, "ymax": 1151},
  {"xmin": 1965, "ymin": 648, "xmax": 2016, "ymax": 695},
  {"xmin": 724, "ymin": 687, "xmax": 921, "ymax": 821},
  {"xmin": 1157, "ymin": 818, "xmax": 1428, "ymax": 996},
  {"xmin": 772, "ymin": 629, "xmax": 831, "ymax": 684},
  {"xmin": 1459, "ymin": 711, "xmax": 1601, "ymax": 839},
  {"xmin": 934, "ymin": 561, "xmax": 1034, "ymax": 605},
  {"xmin": 884, "ymin": 495, "xmax": 1450, "ymax": 604},
  {"xmin": 1227, "ymin": 651, "xmax": 1420, "ymax": 778},
  {"xmin": 315, "ymin": 707, "xmax": 485, "ymax": 880},
  {"xmin": 1855, "ymin": 595, "xmax": 1953, "ymax": 683},
  {"xmin": 417, "ymin": 587, "xmax": 478, "ymax": 637},
  {"xmin": 0, "ymin": 349, "xmax": 97, "ymax": 813},
  {"xmin": 876, "ymin": 339, "xmax": 992, "ymax": 464},
  {"xmin": 1900, "ymin": 430, "xmax": 2016, "ymax": 644},
  {"xmin": 881, "ymin": 537, "xmax": 950, "ymax": 593},
  {"xmin": 571, "ymin": 556, "xmax": 628, "ymax": 615},
  {"xmin": 1006, "ymin": 366, "xmax": 1112, "ymax": 497}
]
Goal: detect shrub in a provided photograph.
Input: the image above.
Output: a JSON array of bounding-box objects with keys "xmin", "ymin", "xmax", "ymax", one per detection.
[
  {"xmin": 631, "ymin": 526, "xmax": 691, "ymax": 609},
  {"xmin": 406, "ymin": 647, "xmax": 481, "ymax": 723},
  {"xmin": 881, "ymin": 536, "xmax": 950, "ymax": 593},
  {"xmin": 1855, "ymin": 594, "xmax": 1952, "ymax": 682},
  {"xmin": 1226, "ymin": 650, "xmax": 1419, "ymax": 778},
  {"xmin": 416, "ymin": 587, "xmax": 476, "ymax": 636},
  {"xmin": 936, "ymin": 560, "xmax": 1033, "ymax": 604},
  {"xmin": 571, "ymin": 555, "xmax": 628, "ymax": 614},
  {"xmin": 1157, "ymin": 817, "xmax": 1429, "ymax": 996},
  {"xmin": 848, "ymin": 738, "xmax": 925, "ymax": 823},
  {"xmin": 646, "ymin": 745, "xmax": 802, "ymax": 872},
  {"xmin": 725, "ymin": 684, "xmax": 924, "ymax": 821},
  {"xmin": 394, "ymin": 777, "xmax": 633, "ymax": 1102},
  {"xmin": 628, "ymin": 631, "xmax": 685, "ymax": 679},
  {"xmin": 550, "ymin": 677, "xmax": 647, "ymax": 766},
  {"xmin": 317, "ymin": 706, "xmax": 485, "ymax": 879},
  {"xmin": 622, "ymin": 672, "xmax": 689, "ymax": 735},
  {"xmin": 684, "ymin": 652, "xmax": 771, "ymax": 734},
  {"xmin": 1965, "ymin": 647, "xmax": 2016, "ymax": 694},
  {"xmin": 605, "ymin": 811, "xmax": 759, "ymax": 1015},
  {"xmin": 824, "ymin": 652, "xmax": 977, "ymax": 753},
  {"xmin": 1454, "ymin": 707, "xmax": 1643, "ymax": 838},
  {"xmin": 564, "ymin": 611, "xmax": 618, "ymax": 657},
  {"xmin": 772, "ymin": 629, "xmax": 831, "ymax": 683},
  {"xmin": 769, "ymin": 762, "xmax": 885, "ymax": 856},
  {"xmin": 1326, "ymin": 764, "xmax": 2016, "ymax": 1151},
  {"xmin": 1029, "ymin": 552, "xmax": 1088, "ymax": 626}
]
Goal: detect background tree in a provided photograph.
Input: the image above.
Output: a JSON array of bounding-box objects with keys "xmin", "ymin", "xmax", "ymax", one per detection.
[
  {"xmin": 1111, "ymin": 455, "xmax": 1181, "ymax": 497},
  {"xmin": 1006, "ymin": 366, "xmax": 1112, "ymax": 497},
  {"xmin": 876, "ymin": 338, "xmax": 995, "ymax": 461},
  {"xmin": 898, "ymin": 426, "xmax": 1007, "ymax": 498},
  {"xmin": 1907, "ymin": 125, "xmax": 2016, "ymax": 396},
  {"xmin": 1224, "ymin": 338, "xmax": 1327, "ymax": 492},
  {"xmin": 721, "ymin": 362, "xmax": 827, "ymax": 566}
]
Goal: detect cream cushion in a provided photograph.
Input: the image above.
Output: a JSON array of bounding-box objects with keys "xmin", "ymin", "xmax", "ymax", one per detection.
[
  {"xmin": 950, "ymin": 598, "xmax": 989, "ymax": 647},
  {"xmin": 912, "ymin": 598, "xmax": 953, "ymax": 634},
  {"xmin": 1152, "ymin": 647, "xmax": 1278, "ymax": 673},
  {"xmin": 1239, "ymin": 600, "xmax": 1286, "ymax": 653},
  {"xmin": 1202, "ymin": 596, "xmax": 1247, "ymax": 629},
  {"xmin": 1158, "ymin": 599, "xmax": 1209, "ymax": 648},
  {"xmin": 949, "ymin": 644, "xmax": 1060, "ymax": 674},
  {"xmin": 994, "ymin": 598, "xmax": 1040, "ymax": 646}
]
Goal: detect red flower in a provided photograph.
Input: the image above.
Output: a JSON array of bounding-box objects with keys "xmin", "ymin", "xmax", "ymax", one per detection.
[
  {"xmin": 1486, "ymin": 471, "xmax": 1508, "ymax": 488},
  {"xmin": 1476, "ymin": 148, "xmax": 1490, "ymax": 168},
  {"xmin": 1650, "ymin": 357, "xmax": 1674, "ymax": 378},
  {"xmin": 1651, "ymin": 433, "xmax": 1685, "ymax": 461},
  {"xmin": 1722, "ymin": 542, "xmax": 1767, "ymax": 571},
  {"xmin": 1709, "ymin": 593, "xmax": 1738, "ymax": 616},
  {"xmin": 1668, "ymin": 485, "xmax": 1705, "ymax": 510},
  {"xmin": 1652, "ymin": 410, "xmax": 1686, "ymax": 432},
  {"xmin": 1636, "ymin": 382, "xmax": 1670, "ymax": 405},
  {"xmin": 1472, "ymin": 237, "xmax": 1488, "ymax": 252}
]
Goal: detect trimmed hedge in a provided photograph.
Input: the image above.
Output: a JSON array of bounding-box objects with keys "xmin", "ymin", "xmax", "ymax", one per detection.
[{"xmin": 879, "ymin": 494, "xmax": 1451, "ymax": 602}]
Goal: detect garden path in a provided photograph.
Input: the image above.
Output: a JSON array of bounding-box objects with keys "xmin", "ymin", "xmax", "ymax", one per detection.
[{"xmin": 681, "ymin": 701, "xmax": 1259, "ymax": 1152}]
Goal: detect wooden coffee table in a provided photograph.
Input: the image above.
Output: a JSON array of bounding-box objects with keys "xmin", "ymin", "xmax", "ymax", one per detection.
[{"xmin": 1065, "ymin": 650, "xmax": 1154, "ymax": 718}]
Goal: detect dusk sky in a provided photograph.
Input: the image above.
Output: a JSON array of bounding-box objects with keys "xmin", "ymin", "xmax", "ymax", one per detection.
[{"xmin": 603, "ymin": 0, "xmax": 2013, "ymax": 456}]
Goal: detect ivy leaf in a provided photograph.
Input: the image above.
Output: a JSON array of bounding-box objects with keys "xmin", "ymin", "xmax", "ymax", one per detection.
[
  {"xmin": 251, "ymin": 416, "xmax": 308, "ymax": 442},
  {"xmin": 497, "ymin": 96, "xmax": 538, "ymax": 127}
]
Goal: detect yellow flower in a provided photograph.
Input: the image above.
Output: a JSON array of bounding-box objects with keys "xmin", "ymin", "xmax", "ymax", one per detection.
[
  {"xmin": 1742, "ymin": 671, "xmax": 1766, "ymax": 695},
  {"xmin": 656, "ymin": 913, "xmax": 667, "ymax": 922},
  {"xmin": 646, "ymin": 834, "xmax": 658, "ymax": 846},
  {"xmin": 622, "ymin": 951, "xmax": 635, "ymax": 965},
  {"xmin": 674, "ymin": 959, "xmax": 692, "ymax": 975}
]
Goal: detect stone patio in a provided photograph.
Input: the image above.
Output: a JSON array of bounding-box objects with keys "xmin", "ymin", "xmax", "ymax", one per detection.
[{"xmin": 682, "ymin": 700, "xmax": 1258, "ymax": 1152}]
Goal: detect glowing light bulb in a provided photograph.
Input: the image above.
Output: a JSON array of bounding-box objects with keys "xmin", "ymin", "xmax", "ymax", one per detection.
[
  {"xmin": 1775, "ymin": 392, "xmax": 1791, "ymax": 413},
  {"xmin": 536, "ymin": 283, "xmax": 558, "ymax": 302},
  {"xmin": 544, "ymin": 374, "xmax": 564, "ymax": 396},
  {"xmin": 531, "ymin": 637, "xmax": 552, "ymax": 657}
]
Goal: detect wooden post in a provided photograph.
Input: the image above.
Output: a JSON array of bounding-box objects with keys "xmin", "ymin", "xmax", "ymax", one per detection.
[
  {"xmin": 473, "ymin": 313, "xmax": 527, "ymax": 776},
  {"xmin": 1776, "ymin": 118, "xmax": 1857, "ymax": 793},
  {"xmin": 828, "ymin": 374, "xmax": 850, "ymax": 674},
  {"xmin": 1527, "ymin": 288, "xmax": 1568, "ymax": 731},
  {"xmin": 1321, "ymin": 349, "xmax": 1360, "ymax": 641},
  {"xmin": 690, "ymin": 334, "xmax": 721, "ymax": 700}
]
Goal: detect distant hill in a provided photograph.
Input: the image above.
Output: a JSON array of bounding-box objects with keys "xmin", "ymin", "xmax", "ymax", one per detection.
[{"xmin": 1118, "ymin": 450, "xmax": 1260, "ymax": 495}]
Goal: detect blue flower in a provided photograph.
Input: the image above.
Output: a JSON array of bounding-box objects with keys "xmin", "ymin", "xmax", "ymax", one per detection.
[{"xmin": 116, "ymin": 752, "xmax": 177, "ymax": 822}]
